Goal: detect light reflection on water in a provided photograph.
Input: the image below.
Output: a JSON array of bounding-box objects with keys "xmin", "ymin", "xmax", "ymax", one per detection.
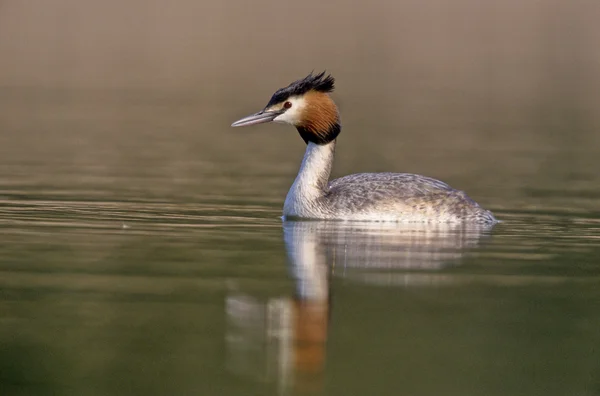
[
  {"xmin": 224, "ymin": 218, "xmax": 600, "ymax": 395},
  {"xmin": 2, "ymin": 0, "xmax": 600, "ymax": 391},
  {"xmin": 226, "ymin": 221, "xmax": 494, "ymax": 394}
]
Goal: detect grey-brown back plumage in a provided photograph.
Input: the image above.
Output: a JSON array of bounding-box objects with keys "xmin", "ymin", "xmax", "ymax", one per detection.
[{"xmin": 323, "ymin": 172, "xmax": 496, "ymax": 223}]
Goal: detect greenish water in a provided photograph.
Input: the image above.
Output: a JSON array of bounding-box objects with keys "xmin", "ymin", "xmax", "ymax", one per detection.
[
  {"xmin": 0, "ymin": 87, "xmax": 599, "ymax": 396},
  {"xmin": 3, "ymin": 0, "xmax": 600, "ymax": 393}
]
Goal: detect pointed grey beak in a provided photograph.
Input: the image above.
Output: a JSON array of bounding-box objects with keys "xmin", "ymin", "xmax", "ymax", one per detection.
[{"xmin": 231, "ymin": 110, "xmax": 283, "ymax": 127}]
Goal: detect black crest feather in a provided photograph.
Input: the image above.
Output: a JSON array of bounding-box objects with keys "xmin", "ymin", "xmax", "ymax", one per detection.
[{"xmin": 266, "ymin": 71, "xmax": 335, "ymax": 108}]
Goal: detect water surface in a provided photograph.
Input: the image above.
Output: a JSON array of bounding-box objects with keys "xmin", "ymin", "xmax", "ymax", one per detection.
[
  {"xmin": 2, "ymin": 1, "xmax": 600, "ymax": 394},
  {"xmin": 1, "ymin": 91, "xmax": 599, "ymax": 395}
]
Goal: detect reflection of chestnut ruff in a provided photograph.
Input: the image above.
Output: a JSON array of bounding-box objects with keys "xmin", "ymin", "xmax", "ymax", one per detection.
[
  {"xmin": 225, "ymin": 294, "xmax": 330, "ymax": 393},
  {"xmin": 224, "ymin": 220, "xmax": 493, "ymax": 390},
  {"xmin": 292, "ymin": 298, "xmax": 329, "ymax": 374}
]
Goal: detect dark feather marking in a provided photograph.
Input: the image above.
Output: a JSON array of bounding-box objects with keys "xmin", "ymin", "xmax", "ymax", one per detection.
[
  {"xmin": 297, "ymin": 123, "xmax": 341, "ymax": 145},
  {"xmin": 266, "ymin": 71, "xmax": 335, "ymax": 108}
]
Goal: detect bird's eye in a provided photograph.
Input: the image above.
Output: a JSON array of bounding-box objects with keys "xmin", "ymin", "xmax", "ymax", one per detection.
[{"xmin": 283, "ymin": 101, "xmax": 292, "ymax": 109}]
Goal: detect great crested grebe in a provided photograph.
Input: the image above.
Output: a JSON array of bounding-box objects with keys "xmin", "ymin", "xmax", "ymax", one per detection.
[{"xmin": 232, "ymin": 72, "xmax": 496, "ymax": 223}]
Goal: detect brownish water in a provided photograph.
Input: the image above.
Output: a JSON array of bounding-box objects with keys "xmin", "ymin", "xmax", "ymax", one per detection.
[{"xmin": 1, "ymin": 1, "xmax": 600, "ymax": 395}]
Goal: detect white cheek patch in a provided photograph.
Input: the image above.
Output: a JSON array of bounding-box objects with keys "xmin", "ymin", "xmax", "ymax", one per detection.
[{"xmin": 272, "ymin": 96, "xmax": 306, "ymax": 125}]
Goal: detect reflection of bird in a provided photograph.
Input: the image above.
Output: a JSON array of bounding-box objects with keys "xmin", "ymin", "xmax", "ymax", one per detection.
[
  {"xmin": 283, "ymin": 220, "xmax": 494, "ymax": 287},
  {"xmin": 284, "ymin": 221, "xmax": 492, "ymax": 271},
  {"xmin": 232, "ymin": 72, "xmax": 496, "ymax": 223}
]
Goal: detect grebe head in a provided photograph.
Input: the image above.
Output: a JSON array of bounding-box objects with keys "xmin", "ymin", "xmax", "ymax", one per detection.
[{"xmin": 231, "ymin": 72, "xmax": 341, "ymax": 145}]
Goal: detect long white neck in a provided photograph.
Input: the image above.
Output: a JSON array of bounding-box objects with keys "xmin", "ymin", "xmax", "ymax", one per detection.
[{"xmin": 283, "ymin": 141, "xmax": 336, "ymax": 219}]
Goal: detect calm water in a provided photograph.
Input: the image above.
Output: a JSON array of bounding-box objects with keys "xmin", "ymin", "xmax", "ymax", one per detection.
[
  {"xmin": 0, "ymin": 87, "xmax": 599, "ymax": 396},
  {"xmin": 1, "ymin": 1, "xmax": 600, "ymax": 393}
]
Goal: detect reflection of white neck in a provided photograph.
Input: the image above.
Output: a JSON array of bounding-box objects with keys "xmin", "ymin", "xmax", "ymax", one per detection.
[
  {"xmin": 283, "ymin": 222, "xmax": 329, "ymax": 302},
  {"xmin": 283, "ymin": 141, "xmax": 336, "ymax": 219}
]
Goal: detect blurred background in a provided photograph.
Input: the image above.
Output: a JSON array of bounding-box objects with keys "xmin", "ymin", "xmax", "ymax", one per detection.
[
  {"xmin": 1, "ymin": 0, "xmax": 600, "ymax": 208},
  {"xmin": 1, "ymin": 1, "xmax": 599, "ymax": 395}
]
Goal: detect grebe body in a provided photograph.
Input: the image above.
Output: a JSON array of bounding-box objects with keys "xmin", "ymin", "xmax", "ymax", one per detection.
[{"xmin": 232, "ymin": 72, "xmax": 496, "ymax": 223}]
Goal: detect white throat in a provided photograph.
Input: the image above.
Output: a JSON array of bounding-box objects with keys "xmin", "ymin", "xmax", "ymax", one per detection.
[{"xmin": 283, "ymin": 141, "xmax": 336, "ymax": 219}]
